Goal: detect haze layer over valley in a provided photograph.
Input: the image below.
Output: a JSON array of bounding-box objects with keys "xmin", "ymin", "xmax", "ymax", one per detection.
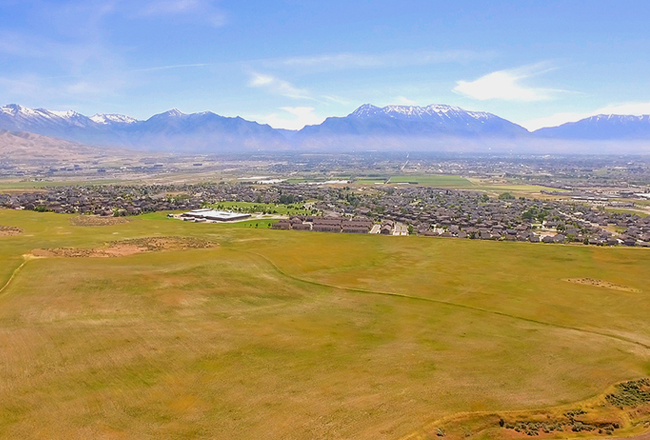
[{"xmin": 2, "ymin": 103, "xmax": 650, "ymax": 155}]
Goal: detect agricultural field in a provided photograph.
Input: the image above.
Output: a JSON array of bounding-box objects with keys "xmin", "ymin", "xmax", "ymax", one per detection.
[
  {"xmin": 1, "ymin": 209, "xmax": 650, "ymax": 440},
  {"xmin": 0, "ymin": 178, "xmax": 124, "ymax": 192},
  {"xmin": 388, "ymin": 174, "xmax": 474, "ymax": 188},
  {"xmin": 370, "ymin": 175, "xmax": 565, "ymax": 197}
]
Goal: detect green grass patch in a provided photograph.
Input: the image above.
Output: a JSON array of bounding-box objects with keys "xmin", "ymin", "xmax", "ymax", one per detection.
[
  {"xmin": 0, "ymin": 178, "xmax": 124, "ymax": 191},
  {"xmin": 606, "ymin": 208, "xmax": 649, "ymax": 217},
  {"xmin": 388, "ymin": 174, "xmax": 474, "ymax": 187},
  {"xmin": 205, "ymin": 201, "xmax": 313, "ymax": 215}
]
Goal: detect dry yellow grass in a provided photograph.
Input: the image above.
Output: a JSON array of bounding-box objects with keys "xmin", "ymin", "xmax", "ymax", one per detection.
[{"xmin": 0, "ymin": 210, "xmax": 649, "ymax": 440}]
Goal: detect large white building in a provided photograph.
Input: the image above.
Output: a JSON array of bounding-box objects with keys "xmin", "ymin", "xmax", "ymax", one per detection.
[{"xmin": 180, "ymin": 209, "xmax": 251, "ymax": 222}]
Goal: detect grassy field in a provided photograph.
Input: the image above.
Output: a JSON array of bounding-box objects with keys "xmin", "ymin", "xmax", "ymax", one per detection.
[
  {"xmin": 1, "ymin": 210, "xmax": 650, "ymax": 440},
  {"xmin": 375, "ymin": 175, "xmax": 565, "ymax": 197},
  {"xmin": 205, "ymin": 201, "xmax": 313, "ymax": 215},
  {"xmin": 0, "ymin": 178, "xmax": 124, "ymax": 192},
  {"xmin": 388, "ymin": 174, "xmax": 474, "ymax": 187},
  {"xmin": 606, "ymin": 207, "xmax": 650, "ymax": 217}
]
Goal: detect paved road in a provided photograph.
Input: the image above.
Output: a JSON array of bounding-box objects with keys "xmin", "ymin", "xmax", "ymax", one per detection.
[{"xmin": 393, "ymin": 222, "xmax": 409, "ymax": 236}]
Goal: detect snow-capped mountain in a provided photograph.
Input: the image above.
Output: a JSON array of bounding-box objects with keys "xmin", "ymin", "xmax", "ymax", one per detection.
[
  {"xmin": 0, "ymin": 104, "xmax": 96, "ymax": 130},
  {"xmin": 350, "ymin": 103, "xmax": 493, "ymax": 121},
  {"xmin": 0, "ymin": 104, "xmax": 287, "ymax": 152},
  {"xmin": 3, "ymin": 103, "xmax": 650, "ymax": 154},
  {"xmin": 90, "ymin": 113, "xmax": 139, "ymax": 125},
  {"xmin": 534, "ymin": 114, "xmax": 650, "ymax": 140},
  {"xmin": 298, "ymin": 104, "xmax": 529, "ymax": 139}
]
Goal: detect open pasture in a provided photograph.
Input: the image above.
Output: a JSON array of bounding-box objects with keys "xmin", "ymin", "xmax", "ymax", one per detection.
[{"xmin": 1, "ymin": 210, "xmax": 650, "ymax": 440}]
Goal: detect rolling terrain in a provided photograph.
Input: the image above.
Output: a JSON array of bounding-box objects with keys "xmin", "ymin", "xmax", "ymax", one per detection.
[
  {"xmin": 0, "ymin": 209, "xmax": 649, "ymax": 439},
  {"xmin": 0, "ymin": 130, "xmax": 117, "ymax": 162}
]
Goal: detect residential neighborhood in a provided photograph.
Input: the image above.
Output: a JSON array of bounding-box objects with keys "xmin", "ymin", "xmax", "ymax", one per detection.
[{"xmin": 2, "ymin": 182, "xmax": 649, "ymax": 246}]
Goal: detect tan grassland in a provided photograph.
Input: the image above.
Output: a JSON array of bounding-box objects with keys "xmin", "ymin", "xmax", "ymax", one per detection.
[{"xmin": 0, "ymin": 210, "xmax": 650, "ymax": 440}]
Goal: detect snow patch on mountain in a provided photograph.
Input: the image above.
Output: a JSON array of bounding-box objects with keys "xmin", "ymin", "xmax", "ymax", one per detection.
[
  {"xmin": 91, "ymin": 114, "xmax": 139, "ymax": 125},
  {"xmin": 349, "ymin": 103, "xmax": 492, "ymax": 121}
]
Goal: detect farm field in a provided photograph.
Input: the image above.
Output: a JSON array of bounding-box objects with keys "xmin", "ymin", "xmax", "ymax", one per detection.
[
  {"xmin": 0, "ymin": 178, "xmax": 124, "ymax": 192},
  {"xmin": 370, "ymin": 174, "xmax": 565, "ymax": 197},
  {"xmin": 1, "ymin": 209, "xmax": 650, "ymax": 440},
  {"xmin": 388, "ymin": 174, "xmax": 474, "ymax": 187}
]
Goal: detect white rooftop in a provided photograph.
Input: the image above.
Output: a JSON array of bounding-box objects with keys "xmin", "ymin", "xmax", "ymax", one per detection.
[{"xmin": 184, "ymin": 209, "xmax": 248, "ymax": 220}]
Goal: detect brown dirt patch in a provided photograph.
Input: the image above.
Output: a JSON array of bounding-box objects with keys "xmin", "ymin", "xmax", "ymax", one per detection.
[
  {"xmin": 31, "ymin": 236, "xmax": 217, "ymax": 258},
  {"xmin": 70, "ymin": 216, "xmax": 131, "ymax": 227},
  {"xmin": 0, "ymin": 225, "xmax": 23, "ymax": 236},
  {"xmin": 564, "ymin": 278, "xmax": 641, "ymax": 293}
]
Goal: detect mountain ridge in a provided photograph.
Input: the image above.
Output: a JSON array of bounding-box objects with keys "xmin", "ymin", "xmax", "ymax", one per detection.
[
  {"xmin": 2, "ymin": 103, "xmax": 650, "ymax": 153},
  {"xmin": 533, "ymin": 114, "xmax": 650, "ymax": 140}
]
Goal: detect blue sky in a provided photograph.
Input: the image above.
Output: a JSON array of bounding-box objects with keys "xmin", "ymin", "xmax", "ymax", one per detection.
[{"xmin": 1, "ymin": 0, "xmax": 650, "ymax": 130}]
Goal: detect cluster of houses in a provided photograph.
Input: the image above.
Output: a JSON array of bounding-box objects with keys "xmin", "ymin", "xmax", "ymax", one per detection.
[
  {"xmin": 0, "ymin": 183, "xmax": 291, "ymax": 216},
  {"xmin": 272, "ymin": 216, "xmax": 373, "ymax": 233},
  {"xmin": 2, "ymin": 182, "xmax": 650, "ymax": 246}
]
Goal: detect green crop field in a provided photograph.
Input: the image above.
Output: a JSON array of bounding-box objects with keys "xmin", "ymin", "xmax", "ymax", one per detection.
[
  {"xmin": 1, "ymin": 209, "xmax": 650, "ymax": 440},
  {"xmin": 379, "ymin": 175, "xmax": 566, "ymax": 196},
  {"xmin": 388, "ymin": 174, "xmax": 475, "ymax": 187},
  {"xmin": 0, "ymin": 178, "xmax": 124, "ymax": 191}
]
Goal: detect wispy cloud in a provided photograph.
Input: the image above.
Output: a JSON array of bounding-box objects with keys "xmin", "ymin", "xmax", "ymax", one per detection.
[
  {"xmin": 395, "ymin": 96, "xmax": 417, "ymax": 105},
  {"xmin": 321, "ymin": 95, "xmax": 350, "ymax": 105},
  {"xmin": 522, "ymin": 101, "xmax": 650, "ymax": 131},
  {"xmin": 0, "ymin": 30, "xmax": 119, "ymax": 72},
  {"xmin": 599, "ymin": 102, "xmax": 650, "ymax": 115},
  {"xmin": 134, "ymin": 0, "xmax": 226, "ymax": 27},
  {"xmin": 252, "ymin": 107, "xmax": 324, "ymax": 130},
  {"xmin": 131, "ymin": 63, "xmax": 215, "ymax": 73},
  {"xmin": 248, "ymin": 72, "xmax": 312, "ymax": 100},
  {"xmin": 0, "ymin": 26, "xmax": 132, "ymax": 104},
  {"xmin": 271, "ymin": 49, "xmax": 495, "ymax": 73},
  {"xmin": 454, "ymin": 64, "xmax": 562, "ymax": 102}
]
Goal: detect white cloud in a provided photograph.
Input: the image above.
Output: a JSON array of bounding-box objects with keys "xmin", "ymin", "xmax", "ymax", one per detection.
[
  {"xmin": 321, "ymin": 95, "xmax": 350, "ymax": 105},
  {"xmin": 254, "ymin": 107, "xmax": 324, "ymax": 130},
  {"xmin": 273, "ymin": 50, "xmax": 495, "ymax": 73},
  {"xmin": 522, "ymin": 101, "xmax": 650, "ymax": 131},
  {"xmin": 248, "ymin": 72, "xmax": 312, "ymax": 100},
  {"xmin": 395, "ymin": 96, "xmax": 416, "ymax": 105},
  {"xmin": 141, "ymin": 0, "xmax": 204, "ymax": 14},
  {"xmin": 521, "ymin": 111, "xmax": 592, "ymax": 131},
  {"xmin": 454, "ymin": 65, "xmax": 559, "ymax": 102},
  {"xmin": 598, "ymin": 102, "xmax": 650, "ymax": 115},
  {"xmin": 132, "ymin": 0, "xmax": 227, "ymax": 27}
]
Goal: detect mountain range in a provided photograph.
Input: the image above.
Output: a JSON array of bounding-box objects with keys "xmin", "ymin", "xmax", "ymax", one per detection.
[{"xmin": 1, "ymin": 103, "xmax": 650, "ymax": 154}]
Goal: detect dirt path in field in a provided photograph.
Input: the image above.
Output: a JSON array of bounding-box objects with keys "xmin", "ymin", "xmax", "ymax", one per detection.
[
  {"xmin": 30, "ymin": 236, "xmax": 217, "ymax": 258},
  {"xmin": 0, "ymin": 255, "xmax": 40, "ymax": 299},
  {"xmin": 246, "ymin": 251, "xmax": 650, "ymax": 352}
]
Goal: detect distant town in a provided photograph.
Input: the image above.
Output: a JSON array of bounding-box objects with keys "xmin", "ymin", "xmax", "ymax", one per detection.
[{"xmin": 2, "ymin": 179, "xmax": 649, "ymax": 247}]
